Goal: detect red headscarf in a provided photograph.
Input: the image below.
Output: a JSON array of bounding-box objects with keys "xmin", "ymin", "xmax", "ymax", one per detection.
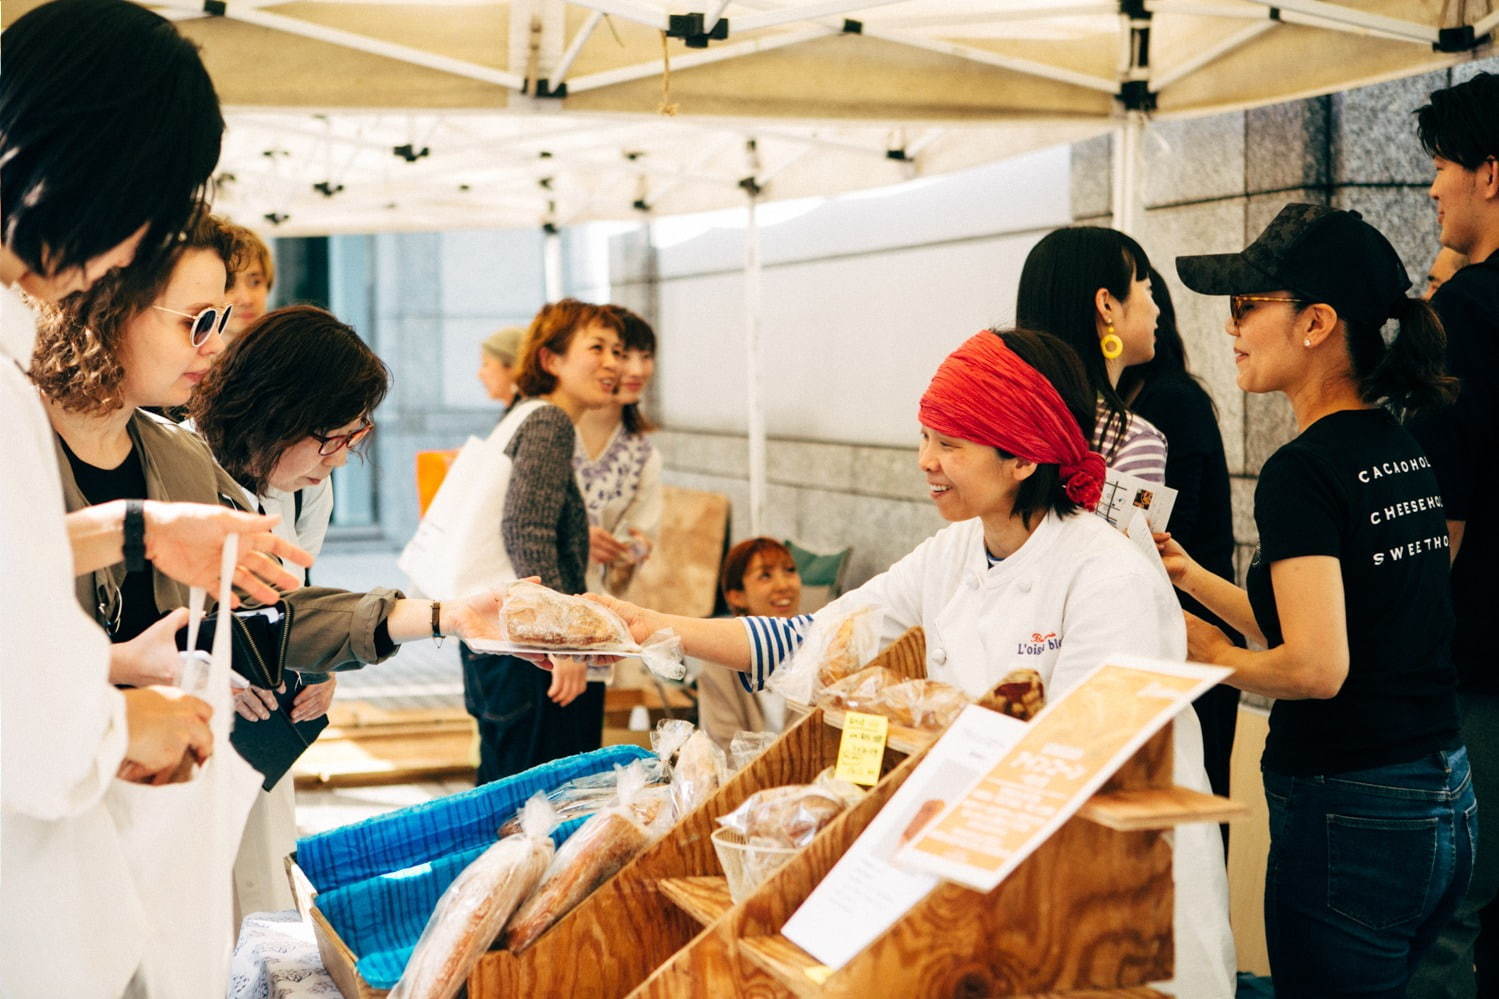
[{"xmin": 918, "ymin": 331, "xmax": 1106, "ymax": 511}]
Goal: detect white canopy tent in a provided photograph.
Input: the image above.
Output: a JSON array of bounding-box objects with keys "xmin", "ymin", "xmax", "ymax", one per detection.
[{"xmin": 9, "ymin": 0, "xmax": 1489, "ymax": 532}]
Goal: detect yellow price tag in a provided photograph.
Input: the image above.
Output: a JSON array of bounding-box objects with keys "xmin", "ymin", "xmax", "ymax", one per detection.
[{"xmin": 834, "ymin": 711, "xmax": 889, "ymax": 787}]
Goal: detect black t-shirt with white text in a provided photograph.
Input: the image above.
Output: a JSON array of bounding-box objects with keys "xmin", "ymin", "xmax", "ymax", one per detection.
[{"xmin": 1248, "ymin": 409, "xmax": 1459, "ymax": 775}]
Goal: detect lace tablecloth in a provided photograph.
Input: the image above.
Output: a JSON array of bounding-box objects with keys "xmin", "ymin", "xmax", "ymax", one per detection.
[{"xmin": 228, "ymin": 911, "xmax": 344, "ymax": 999}]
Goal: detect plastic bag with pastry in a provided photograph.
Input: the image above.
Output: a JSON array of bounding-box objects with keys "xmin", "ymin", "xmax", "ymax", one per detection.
[
  {"xmin": 502, "ymin": 761, "xmax": 672, "ymax": 953},
  {"xmin": 716, "ymin": 784, "xmax": 848, "ymax": 850},
  {"xmin": 870, "ymin": 678, "xmax": 970, "ymax": 731},
  {"xmin": 670, "ymin": 729, "xmax": 726, "ymax": 817},
  {"xmin": 495, "ymin": 759, "xmax": 670, "ymax": 837},
  {"xmin": 766, "ymin": 604, "xmax": 885, "ymax": 705},
  {"xmin": 392, "ymin": 795, "xmax": 556, "ymax": 999},
  {"xmin": 814, "ymin": 665, "xmax": 897, "ymax": 713},
  {"xmin": 728, "ymin": 730, "xmax": 778, "ymax": 772},
  {"xmin": 650, "ymin": 718, "xmax": 695, "ymax": 764},
  {"xmin": 500, "ymin": 580, "xmax": 633, "ymax": 648},
  {"xmin": 484, "ymin": 581, "xmax": 688, "ymax": 681}
]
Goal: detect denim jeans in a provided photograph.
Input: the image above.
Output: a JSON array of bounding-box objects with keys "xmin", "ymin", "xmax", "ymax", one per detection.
[{"xmin": 1263, "ymin": 747, "xmax": 1478, "ymax": 999}]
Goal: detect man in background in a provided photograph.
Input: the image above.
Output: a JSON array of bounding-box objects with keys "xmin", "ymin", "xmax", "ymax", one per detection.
[{"xmin": 1408, "ymin": 70, "xmax": 1499, "ymax": 999}]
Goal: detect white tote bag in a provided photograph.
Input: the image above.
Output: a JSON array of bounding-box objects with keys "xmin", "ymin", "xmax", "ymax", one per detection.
[
  {"xmin": 398, "ymin": 399, "xmax": 544, "ymax": 598},
  {"xmin": 105, "ymin": 536, "xmax": 262, "ymax": 999}
]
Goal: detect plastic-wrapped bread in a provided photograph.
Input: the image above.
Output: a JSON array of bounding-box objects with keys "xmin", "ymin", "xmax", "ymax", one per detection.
[
  {"xmin": 502, "ymin": 761, "xmax": 671, "ymax": 954},
  {"xmin": 391, "ymin": 797, "xmax": 555, "ymax": 999},
  {"xmin": 670, "ymin": 729, "xmax": 726, "ymax": 817},
  {"xmin": 728, "ymin": 730, "xmax": 777, "ymax": 772},
  {"xmin": 500, "ymin": 580, "xmax": 633, "ymax": 649},
  {"xmin": 496, "ymin": 759, "xmax": 670, "ymax": 837},
  {"xmin": 871, "ymin": 678, "xmax": 970, "ymax": 731},
  {"xmin": 718, "ymin": 784, "xmax": 847, "ymax": 849},
  {"xmin": 766, "ymin": 605, "xmax": 885, "ymax": 704},
  {"xmin": 814, "ymin": 665, "xmax": 896, "ymax": 713}
]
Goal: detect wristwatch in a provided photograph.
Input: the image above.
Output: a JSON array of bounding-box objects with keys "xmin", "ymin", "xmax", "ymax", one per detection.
[{"xmin": 123, "ymin": 499, "xmax": 147, "ymax": 573}]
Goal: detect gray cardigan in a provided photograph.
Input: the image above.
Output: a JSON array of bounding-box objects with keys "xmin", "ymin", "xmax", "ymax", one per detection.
[{"xmin": 502, "ymin": 402, "xmax": 589, "ymax": 596}]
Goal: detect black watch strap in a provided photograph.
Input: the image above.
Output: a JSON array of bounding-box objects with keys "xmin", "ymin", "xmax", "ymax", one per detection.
[
  {"xmin": 123, "ymin": 499, "xmax": 147, "ymax": 573},
  {"xmin": 431, "ymin": 600, "xmax": 444, "ymax": 647}
]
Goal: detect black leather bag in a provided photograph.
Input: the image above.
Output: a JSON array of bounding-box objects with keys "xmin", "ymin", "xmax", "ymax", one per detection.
[{"xmin": 181, "ymin": 603, "xmax": 330, "ymax": 792}]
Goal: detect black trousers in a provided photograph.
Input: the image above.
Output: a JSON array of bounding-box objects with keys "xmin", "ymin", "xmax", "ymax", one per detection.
[{"xmin": 459, "ymin": 647, "xmax": 606, "ymax": 785}]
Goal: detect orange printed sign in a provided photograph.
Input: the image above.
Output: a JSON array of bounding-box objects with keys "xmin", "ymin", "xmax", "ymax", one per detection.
[{"xmin": 895, "ymin": 659, "xmax": 1227, "ymax": 892}]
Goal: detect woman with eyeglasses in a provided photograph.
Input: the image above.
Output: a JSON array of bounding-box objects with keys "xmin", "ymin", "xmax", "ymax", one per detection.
[
  {"xmin": 0, "ymin": 3, "xmax": 312, "ymax": 993},
  {"xmin": 188, "ymin": 302, "xmax": 388, "ymax": 918},
  {"xmin": 33, "ymin": 207, "xmax": 506, "ymax": 815},
  {"xmin": 1168, "ymin": 205, "xmax": 1471, "ymax": 996}
]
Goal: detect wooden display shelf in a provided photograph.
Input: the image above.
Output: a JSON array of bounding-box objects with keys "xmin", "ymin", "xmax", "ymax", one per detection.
[
  {"xmin": 1079, "ymin": 786, "xmax": 1248, "ymax": 831},
  {"xmin": 314, "ymin": 627, "xmax": 1226, "ymax": 998},
  {"xmin": 657, "ymin": 876, "xmax": 734, "ymax": 928}
]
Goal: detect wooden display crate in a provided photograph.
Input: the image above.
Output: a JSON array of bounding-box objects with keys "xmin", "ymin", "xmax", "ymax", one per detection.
[{"xmin": 312, "ymin": 628, "xmax": 1242, "ymax": 998}]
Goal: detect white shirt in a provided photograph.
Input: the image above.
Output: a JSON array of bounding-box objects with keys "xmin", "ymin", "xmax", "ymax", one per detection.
[
  {"xmin": 260, "ymin": 478, "xmax": 332, "ymax": 567},
  {"xmin": 0, "ymin": 284, "xmax": 148, "ymax": 999},
  {"xmin": 769, "ymin": 512, "xmax": 1236, "ymax": 999}
]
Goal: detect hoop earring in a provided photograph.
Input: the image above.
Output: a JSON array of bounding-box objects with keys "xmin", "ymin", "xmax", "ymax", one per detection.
[{"xmin": 1100, "ymin": 323, "xmax": 1124, "ymax": 360}]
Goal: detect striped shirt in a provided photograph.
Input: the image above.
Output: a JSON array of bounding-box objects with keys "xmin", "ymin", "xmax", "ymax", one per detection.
[
  {"xmin": 1094, "ymin": 400, "xmax": 1168, "ymax": 484},
  {"xmin": 739, "ymin": 614, "xmax": 815, "ymax": 692}
]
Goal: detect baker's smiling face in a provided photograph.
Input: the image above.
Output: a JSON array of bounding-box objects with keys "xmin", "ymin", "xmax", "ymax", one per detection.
[{"xmin": 917, "ymin": 426, "xmax": 1027, "ymax": 523}]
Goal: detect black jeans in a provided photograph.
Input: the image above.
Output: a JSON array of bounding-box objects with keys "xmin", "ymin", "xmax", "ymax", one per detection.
[{"xmin": 459, "ymin": 647, "xmax": 606, "ymax": 785}]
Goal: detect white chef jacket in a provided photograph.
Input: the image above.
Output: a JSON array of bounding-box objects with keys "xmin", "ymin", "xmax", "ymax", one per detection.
[
  {"xmin": 0, "ymin": 284, "xmax": 148, "ymax": 999},
  {"xmin": 814, "ymin": 511, "xmax": 1236, "ymax": 999}
]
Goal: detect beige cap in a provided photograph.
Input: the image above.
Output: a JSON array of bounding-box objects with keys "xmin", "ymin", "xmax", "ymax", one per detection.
[{"xmin": 481, "ymin": 326, "xmax": 526, "ymax": 366}]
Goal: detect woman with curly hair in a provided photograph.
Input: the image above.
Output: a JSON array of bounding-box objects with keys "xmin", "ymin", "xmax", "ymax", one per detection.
[{"xmin": 33, "ymin": 212, "xmax": 507, "ymax": 914}]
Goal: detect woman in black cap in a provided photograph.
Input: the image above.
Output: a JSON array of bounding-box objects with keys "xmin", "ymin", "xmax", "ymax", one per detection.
[{"xmin": 1167, "ymin": 203, "xmax": 1471, "ymax": 997}]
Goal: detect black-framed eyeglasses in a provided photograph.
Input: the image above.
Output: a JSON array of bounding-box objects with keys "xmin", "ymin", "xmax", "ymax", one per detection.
[
  {"xmin": 1229, "ymin": 295, "xmax": 1307, "ymax": 329},
  {"xmin": 309, "ymin": 420, "xmax": 374, "ymax": 456},
  {"xmin": 152, "ymin": 302, "xmax": 234, "ymax": 346}
]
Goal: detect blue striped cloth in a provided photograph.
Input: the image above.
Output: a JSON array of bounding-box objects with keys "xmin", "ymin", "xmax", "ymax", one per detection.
[
  {"xmin": 297, "ymin": 744, "xmax": 650, "ymax": 891},
  {"xmin": 297, "ymin": 744, "xmax": 651, "ymax": 988},
  {"xmin": 738, "ymin": 614, "xmax": 814, "ymax": 692}
]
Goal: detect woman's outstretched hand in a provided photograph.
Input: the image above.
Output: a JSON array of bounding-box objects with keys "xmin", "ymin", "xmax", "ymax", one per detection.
[{"xmin": 584, "ymin": 591, "xmax": 660, "ymax": 645}]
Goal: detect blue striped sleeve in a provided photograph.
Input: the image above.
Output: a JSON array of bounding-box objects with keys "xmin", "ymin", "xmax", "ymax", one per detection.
[{"xmin": 738, "ymin": 614, "xmax": 814, "ymax": 692}]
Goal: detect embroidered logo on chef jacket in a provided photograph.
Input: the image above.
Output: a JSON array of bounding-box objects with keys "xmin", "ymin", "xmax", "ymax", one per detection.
[{"xmin": 1016, "ymin": 631, "xmax": 1062, "ymax": 655}]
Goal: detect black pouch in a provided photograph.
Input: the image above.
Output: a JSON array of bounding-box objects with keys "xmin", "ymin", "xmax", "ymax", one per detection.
[{"xmin": 181, "ymin": 603, "xmax": 330, "ymax": 792}]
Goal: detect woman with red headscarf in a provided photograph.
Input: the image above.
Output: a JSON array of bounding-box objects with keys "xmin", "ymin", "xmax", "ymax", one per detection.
[{"xmin": 593, "ymin": 327, "xmax": 1234, "ymax": 997}]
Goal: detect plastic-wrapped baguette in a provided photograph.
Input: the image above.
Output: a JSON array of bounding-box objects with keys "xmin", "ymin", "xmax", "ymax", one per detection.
[{"xmin": 391, "ymin": 797, "xmax": 556, "ymax": 999}]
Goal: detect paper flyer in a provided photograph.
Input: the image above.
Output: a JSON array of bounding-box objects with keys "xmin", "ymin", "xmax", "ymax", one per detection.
[
  {"xmin": 781, "ymin": 705, "xmax": 1028, "ymax": 970},
  {"xmin": 894, "ymin": 659, "xmax": 1229, "ymax": 893},
  {"xmin": 1097, "ymin": 468, "xmax": 1176, "ymax": 535}
]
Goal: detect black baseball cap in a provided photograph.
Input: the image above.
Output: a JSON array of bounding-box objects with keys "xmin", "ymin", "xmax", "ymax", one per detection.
[{"xmin": 1176, "ymin": 203, "xmax": 1410, "ymax": 325}]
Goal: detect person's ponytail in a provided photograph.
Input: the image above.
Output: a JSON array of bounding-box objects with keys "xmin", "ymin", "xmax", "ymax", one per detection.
[{"xmin": 1349, "ymin": 297, "xmax": 1458, "ymax": 415}]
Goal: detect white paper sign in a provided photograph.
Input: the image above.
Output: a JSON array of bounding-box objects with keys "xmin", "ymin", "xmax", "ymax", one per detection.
[
  {"xmin": 1097, "ymin": 468, "xmax": 1176, "ymax": 535},
  {"xmin": 781, "ymin": 705, "xmax": 1028, "ymax": 970},
  {"xmin": 894, "ymin": 658, "xmax": 1229, "ymax": 894}
]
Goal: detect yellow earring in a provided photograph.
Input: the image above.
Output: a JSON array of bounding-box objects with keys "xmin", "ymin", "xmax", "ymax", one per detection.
[{"xmin": 1101, "ymin": 323, "xmax": 1124, "ymax": 360}]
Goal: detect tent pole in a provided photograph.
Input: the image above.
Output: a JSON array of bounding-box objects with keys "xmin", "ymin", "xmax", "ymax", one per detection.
[
  {"xmin": 745, "ymin": 189, "xmax": 765, "ymax": 538},
  {"xmin": 1111, "ymin": 110, "xmax": 1144, "ymax": 235},
  {"xmin": 544, "ymin": 228, "xmax": 564, "ymax": 301}
]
